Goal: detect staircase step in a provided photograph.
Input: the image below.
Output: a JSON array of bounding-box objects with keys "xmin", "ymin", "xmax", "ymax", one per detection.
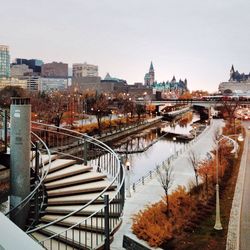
[
  {"xmin": 45, "ymin": 165, "xmax": 92, "ymax": 183},
  {"xmin": 32, "ymin": 223, "xmax": 104, "ymax": 249},
  {"xmin": 47, "ymin": 191, "xmax": 117, "ymax": 205},
  {"xmin": 45, "ymin": 172, "xmax": 107, "ymax": 190},
  {"xmin": 32, "ymin": 154, "xmax": 58, "ymax": 167},
  {"xmin": 32, "ymin": 232, "xmax": 75, "ymax": 250},
  {"xmin": 40, "ymin": 215, "xmax": 115, "ymax": 233},
  {"xmin": 45, "ymin": 204, "xmax": 120, "ymax": 217},
  {"xmin": 44, "ymin": 159, "xmax": 77, "ymax": 174},
  {"xmin": 47, "ymin": 180, "xmax": 117, "ymax": 197}
]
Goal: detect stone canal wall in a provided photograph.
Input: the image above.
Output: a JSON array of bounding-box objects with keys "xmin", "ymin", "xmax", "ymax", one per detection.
[{"xmin": 97, "ymin": 117, "xmax": 163, "ymax": 144}]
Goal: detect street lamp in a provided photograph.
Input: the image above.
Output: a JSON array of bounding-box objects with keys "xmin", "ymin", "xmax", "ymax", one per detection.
[
  {"xmin": 214, "ymin": 135, "xmax": 241, "ymax": 230},
  {"xmin": 126, "ymin": 160, "xmax": 131, "ymax": 197},
  {"xmin": 173, "ymin": 137, "xmax": 176, "ymax": 156},
  {"xmin": 214, "ymin": 138, "xmax": 223, "ymax": 230}
]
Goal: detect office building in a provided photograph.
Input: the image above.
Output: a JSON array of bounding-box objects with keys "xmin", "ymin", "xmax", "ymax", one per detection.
[
  {"xmin": 14, "ymin": 58, "xmax": 43, "ymax": 74},
  {"xmin": 0, "ymin": 45, "xmax": 10, "ymax": 78},
  {"xmin": 73, "ymin": 62, "xmax": 98, "ymax": 77},
  {"xmin": 40, "ymin": 78, "xmax": 68, "ymax": 91},
  {"xmin": 11, "ymin": 64, "xmax": 33, "ymax": 77},
  {"xmin": 41, "ymin": 62, "xmax": 68, "ymax": 78}
]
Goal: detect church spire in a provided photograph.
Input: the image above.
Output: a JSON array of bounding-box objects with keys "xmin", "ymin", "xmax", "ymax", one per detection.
[
  {"xmin": 149, "ymin": 61, "xmax": 154, "ymax": 72},
  {"xmin": 230, "ymin": 64, "xmax": 235, "ymax": 73}
]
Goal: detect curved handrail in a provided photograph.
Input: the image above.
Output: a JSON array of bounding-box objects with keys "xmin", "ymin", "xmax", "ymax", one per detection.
[
  {"xmin": 27, "ymin": 122, "xmax": 125, "ymax": 245},
  {"xmin": 5, "ymin": 132, "xmax": 52, "ymax": 217}
]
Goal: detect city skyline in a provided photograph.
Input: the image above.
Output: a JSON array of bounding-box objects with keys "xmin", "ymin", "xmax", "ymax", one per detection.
[{"xmin": 1, "ymin": 0, "xmax": 250, "ymax": 91}]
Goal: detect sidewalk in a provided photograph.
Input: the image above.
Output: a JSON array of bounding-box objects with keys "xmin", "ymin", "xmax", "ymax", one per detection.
[
  {"xmin": 111, "ymin": 119, "xmax": 224, "ymax": 249},
  {"xmin": 226, "ymin": 122, "xmax": 250, "ymax": 250}
]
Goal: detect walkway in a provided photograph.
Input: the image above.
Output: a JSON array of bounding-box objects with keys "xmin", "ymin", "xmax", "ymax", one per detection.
[
  {"xmin": 226, "ymin": 121, "xmax": 250, "ymax": 250},
  {"xmin": 111, "ymin": 119, "xmax": 224, "ymax": 249},
  {"xmin": 239, "ymin": 122, "xmax": 250, "ymax": 249},
  {"xmin": 239, "ymin": 122, "xmax": 250, "ymax": 250}
]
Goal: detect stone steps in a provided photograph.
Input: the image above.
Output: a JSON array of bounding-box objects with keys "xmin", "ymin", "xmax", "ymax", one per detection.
[
  {"xmin": 45, "ymin": 165, "xmax": 92, "ymax": 183},
  {"xmin": 47, "ymin": 180, "xmax": 117, "ymax": 197},
  {"xmin": 30, "ymin": 149, "xmax": 120, "ymax": 250},
  {"xmin": 45, "ymin": 172, "xmax": 107, "ymax": 190},
  {"xmin": 47, "ymin": 191, "xmax": 117, "ymax": 205}
]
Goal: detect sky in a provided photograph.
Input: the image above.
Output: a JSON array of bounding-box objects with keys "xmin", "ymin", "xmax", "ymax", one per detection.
[{"xmin": 1, "ymin": 0, "xmax": 250, "ymax": 92}]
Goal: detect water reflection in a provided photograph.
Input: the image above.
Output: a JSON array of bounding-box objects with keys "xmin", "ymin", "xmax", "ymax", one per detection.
[{"xmin": 116, "ymin": 112, "xmax": 200, "ymax": 183}]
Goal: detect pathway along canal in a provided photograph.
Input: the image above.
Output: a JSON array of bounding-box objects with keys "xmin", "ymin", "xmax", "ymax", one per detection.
[{"xmin": 113, "ymin": 112, "xmax": 200, "ymax": 184}]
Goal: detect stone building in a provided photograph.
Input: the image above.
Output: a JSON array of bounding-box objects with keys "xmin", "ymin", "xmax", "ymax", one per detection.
[
  {"xmin": 219, "ymin": 65, "xmax": 250, "ymax": 95},
  {"xmin": 144, "ymin": 62, "xmax": 155, "ymax": 86}
]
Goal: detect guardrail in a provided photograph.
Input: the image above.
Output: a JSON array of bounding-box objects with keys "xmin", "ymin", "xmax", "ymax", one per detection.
[
  {"xmin": 27, "ymin": 122, "xmax": 125, "ymax": 249},
  {"xmin": 5, "ymin": 132, "xmax": 52, "ymax": 227}
]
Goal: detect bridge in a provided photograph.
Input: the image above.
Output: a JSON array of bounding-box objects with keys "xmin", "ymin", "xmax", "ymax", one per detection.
[{"xmin": 137, "ymin": 99, "xmax": 250, "ymax": 111}]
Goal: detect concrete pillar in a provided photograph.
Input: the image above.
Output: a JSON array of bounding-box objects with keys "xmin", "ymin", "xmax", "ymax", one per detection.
[{"xmin": 10, "ymin": 97, "xmax": 31, "ymax": 229}]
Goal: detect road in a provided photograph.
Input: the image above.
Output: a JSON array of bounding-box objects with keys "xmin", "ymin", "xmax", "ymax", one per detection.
[{"xmin": 239, "ymin": 121, "xmax": 250, "ymax": 250}]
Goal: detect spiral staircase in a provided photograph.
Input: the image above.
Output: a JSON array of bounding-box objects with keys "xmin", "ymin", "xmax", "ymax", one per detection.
[{"xmin": 1, "ymin": 112, "xmax": 125, "ymax": 250}]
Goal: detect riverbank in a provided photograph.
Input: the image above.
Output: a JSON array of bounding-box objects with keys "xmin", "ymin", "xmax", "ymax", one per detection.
[{"xmin": 111, "ymin": 119, "xmax": 224, "ymax": 250}]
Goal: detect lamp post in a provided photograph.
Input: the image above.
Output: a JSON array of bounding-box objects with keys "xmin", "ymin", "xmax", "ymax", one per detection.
[
  {"xmin": 214, "ymin": 138, "xmax": 223, "ymax": 230},
  {"xmin": 214, "ymin": 134, "xmax": 242, "ymax": 230},
  {"xmin": 173, "ymin": 136, "xmax": 176, "ymax": 156},
  {"xmin": 126, "ymin": 160, "xmax": 131, "ymax": 197}
]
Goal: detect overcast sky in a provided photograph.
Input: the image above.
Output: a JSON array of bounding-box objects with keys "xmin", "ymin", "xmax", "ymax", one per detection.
[{"xmin": 1, "ymin": 0, "xmax": 250, "ymax": 91}]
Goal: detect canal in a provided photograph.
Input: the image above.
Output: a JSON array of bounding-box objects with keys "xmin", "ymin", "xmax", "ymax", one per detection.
[{"xmin": 114, "ymin": 112, "xmax": 200, "ymax": 184}]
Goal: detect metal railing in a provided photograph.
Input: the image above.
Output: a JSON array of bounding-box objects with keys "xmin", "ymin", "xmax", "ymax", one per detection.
[
  {"xmin": 5, "ymin": 132, "xmax": 52, "ymax": 223},
  {"xmin": 28, "ymin": 122, "xmax": 125, "ymax": 249}
]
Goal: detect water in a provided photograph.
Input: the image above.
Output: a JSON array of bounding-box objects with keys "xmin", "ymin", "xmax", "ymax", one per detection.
[{"xmin": 116, "ymin": 113, "xmax": 200, "ymax": 183}]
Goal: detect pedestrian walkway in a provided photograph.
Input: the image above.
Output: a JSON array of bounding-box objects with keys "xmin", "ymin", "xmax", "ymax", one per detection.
[
  {"xmin": 111, "ymin": 119, "xmax": 224, "ymax": 249},
  {"xmin": 226, "ymin": 121, "xmax": 250, "ymax": 250}
]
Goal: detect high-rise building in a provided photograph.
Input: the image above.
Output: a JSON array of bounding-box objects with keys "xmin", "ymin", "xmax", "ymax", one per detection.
[
  {"xmin": 41, "ymin": 62, "xmax": 68, "ymax": 78},
  {"xmin": 14, "ymin": 58, "xmax": 43, "ymax": 74},
  {"xmin": 144, "ymin": 61, "xmax": 155, "ymax": 86},
  {"xmin": 0, "ymin": 45, "xmax": 10, "ymax": 78},
  {"xmin": 73, "ymin": 62, "xmax": 98, "ymax": 77}
]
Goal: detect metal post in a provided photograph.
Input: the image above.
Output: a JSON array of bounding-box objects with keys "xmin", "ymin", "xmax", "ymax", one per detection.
[
  {"xmin": 214, "ymin": 141, "xmax": 223, "ymax": 230},
  {"xmin": 10, "ymin": 97, "xmax": 31, "ymax": 229},
  {"xmin": 34, "ymin": 180, "xmax": 39, "ymax": 224},
  {"xmin": 104, "ymin": 195, "xmax": 110, "ymax": 250},
  {"xmin": 84, "ymin": 139, "xmax": 88, "ymax": 166},
  {"xmin": 34, "ymin": 141, "xmax": 39, "ymax": 180},
  {"xmin": 126, "ymin": 161, "xmax": 131, "ymax": 197},
  {"xmin": 4, "ymin": 110, "xmax": 8, "ymax": 153},
  {"xmin": 120, "ymin": 160, "xmax": 125, "ymax": 209},
  {"xmin": 34, "ymin": 141, "xmax": 40, "ymax": 224}
]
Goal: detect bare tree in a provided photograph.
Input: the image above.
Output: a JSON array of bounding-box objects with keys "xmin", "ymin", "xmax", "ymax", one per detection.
[
  {"xmin": 221, "ymin": 99, "xmax": 239, "ymax": 124},
  {"xmin": 188, "ymin": 150, "xmax": 199, "ymax": 187},
  {"xmin": 156, "ymin": 162, "xmax": 173, "ymax": 215},
  {"xmin": 92, "ymin": 94, "xmax": 109, "ymax": 135}
]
